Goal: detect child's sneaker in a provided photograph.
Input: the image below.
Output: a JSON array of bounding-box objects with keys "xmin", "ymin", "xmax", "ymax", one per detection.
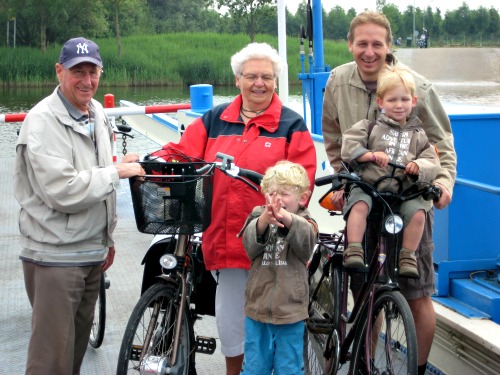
[
  {"xmin": 343, "ymin": 244, "xmax": 364, "ymax": 268},
  {"xmin": 399, "ymin": 249, "xmax": 419, "ymax": 278}
]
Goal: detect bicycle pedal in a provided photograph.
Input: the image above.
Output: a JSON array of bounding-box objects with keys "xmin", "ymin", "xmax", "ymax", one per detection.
[
  {"xmin": 130, "ymin": 345, "xmax": 142, "ymax": 361},
  {"xmin": 195, "ymin": 336, "xmax": 216, "ymax": 354},
  {"xmin": 306, "ymin": 318, "xmax": 333, "ymax": 334}
]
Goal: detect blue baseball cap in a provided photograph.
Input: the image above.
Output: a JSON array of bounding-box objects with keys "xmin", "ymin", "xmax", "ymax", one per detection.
[{"xmin": 59, "ymin": 37, "xmax": 103, "ymax": 69}]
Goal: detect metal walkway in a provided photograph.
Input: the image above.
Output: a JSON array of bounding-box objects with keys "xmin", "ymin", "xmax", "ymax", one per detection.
[{"xmin": 0, "ymin": 129, "xmax": 225, "ymax": 374}]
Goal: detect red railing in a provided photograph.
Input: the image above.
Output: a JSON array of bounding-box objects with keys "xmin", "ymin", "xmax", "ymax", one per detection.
[{"xmin": 0, "ymin": 93, "xmax": 191, "ymax": 123}]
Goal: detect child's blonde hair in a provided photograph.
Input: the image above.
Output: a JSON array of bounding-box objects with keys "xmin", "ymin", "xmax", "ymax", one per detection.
[
  {"xmin": 260, "ymin": 161, "xmax": 310, "ymax": 195},
  {"xmin": 377, "ymin": 65, "xmax": 416, "ymax": 99}
]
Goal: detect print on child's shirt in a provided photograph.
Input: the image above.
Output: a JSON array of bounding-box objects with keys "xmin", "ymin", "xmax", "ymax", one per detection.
[
  {"xmin": 261, "ymin": 225, "xmax": 288, "ymax": 266},
  {"xmin": 381, "ymin": 129, "xmax": 411, "ymax": 163}
]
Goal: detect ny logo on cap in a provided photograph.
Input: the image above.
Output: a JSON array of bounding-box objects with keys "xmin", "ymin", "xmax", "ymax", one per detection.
[{"xmin": 76, "ymin": 43, "xmax": 89, "ymax": 55}]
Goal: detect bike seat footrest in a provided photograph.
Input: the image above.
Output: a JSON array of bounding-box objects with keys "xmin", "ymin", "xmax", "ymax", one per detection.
[
  {"xmin": 306, "ymin": 318, "xmax": 334, "ymax": 334},
  {"xmin": 195, "ymin": 336, "xmax": 216, "ymax": 354}
]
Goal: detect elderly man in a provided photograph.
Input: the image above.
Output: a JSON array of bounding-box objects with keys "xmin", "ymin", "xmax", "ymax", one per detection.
[{"xmin": 14, "ymin": 37, "xmax": 144, "ymax": 374}]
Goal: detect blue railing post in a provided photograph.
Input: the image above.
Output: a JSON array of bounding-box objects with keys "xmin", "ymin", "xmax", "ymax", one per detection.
[
  {"xmin": 298, "ymin": 0, "xmax": 331, "ymax": 136},
  {"xmin": 190, "ymin": 84, "xmax": 213, "ymax": 114}
]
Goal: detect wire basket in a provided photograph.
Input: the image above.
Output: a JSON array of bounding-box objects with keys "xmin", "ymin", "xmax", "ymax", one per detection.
[{"xmin": 129, "ymin": 161, "xmax": 214, "ymax": 235}]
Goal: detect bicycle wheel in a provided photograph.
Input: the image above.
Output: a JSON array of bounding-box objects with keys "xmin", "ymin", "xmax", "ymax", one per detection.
[
  {"xmin": 89, "ymin": 272, "xmax": 106, "ymax": 349},
  {"xmin": 304, "ymin": 253, "xmax": 342, "ymax": 375},
  {"xmin": 116, "ymin": 282, "xmax": 195, "ymax": 375},
  {"xmin": 350, "ymin": 291, "xmax": 417, "ymax": 375}
]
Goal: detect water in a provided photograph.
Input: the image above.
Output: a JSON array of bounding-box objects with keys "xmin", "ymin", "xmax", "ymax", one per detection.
[{"xmin": 1, "ymin": 83, "xmax": 499, "ymax": 159}]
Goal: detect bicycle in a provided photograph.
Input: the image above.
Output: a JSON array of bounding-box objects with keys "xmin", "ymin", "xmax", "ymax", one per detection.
[
  {"xmin": 304, "ymin": 163, "xmax": 441, "ymax": 375},
  {"xmin": 88, "ymin": 123, "xmax": 133, "ymax": 349},
  {"xmin": 89, "ymin": 272, "xmax": 111, "ymax": 348},
  {"xmin": 116, "ymin": 150, "xmax": 262, "ymax": 375}
]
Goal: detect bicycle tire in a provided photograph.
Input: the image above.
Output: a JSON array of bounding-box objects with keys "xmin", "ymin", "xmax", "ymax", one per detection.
[
  {"xmin": 88, "ymin": 272, "xmax": 106, "ymax": 349},
  {"xmin": 116, "ymin": 282, "xmax": 195, "ymax": 375},
  {"xmin": 304, "ymin": 251, "xmax": 342, "ymax": 375},
  {"xmin": 350, "ymin": 290, "xmax": 418, "ymax": 375}
]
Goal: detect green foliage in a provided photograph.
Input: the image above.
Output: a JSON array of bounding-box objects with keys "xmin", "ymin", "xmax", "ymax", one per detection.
[
  {"xmin": 0, "ymin": 1, "xmax": 498, "ymax": 86},
  {"xmin": 0, "ymin": 33, "xmax": 349, "ymax": 87},
  {"xmin": 1, "ymin": 1, "xmax": 498, "ymax": 49},
  {"xmin": 205, "ymin": 0, "xmax": 275, "ymax": 42}
]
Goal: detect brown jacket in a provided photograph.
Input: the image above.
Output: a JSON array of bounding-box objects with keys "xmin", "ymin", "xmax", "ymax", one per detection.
[{"xmin": 240, "ymin": 206, "xmax": 317, "ymax": 325}]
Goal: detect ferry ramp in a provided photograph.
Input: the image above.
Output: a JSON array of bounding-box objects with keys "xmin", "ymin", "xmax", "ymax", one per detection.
[{"xmin": 393, "ymin": 47, "xmax": 500, "ymax": 83}]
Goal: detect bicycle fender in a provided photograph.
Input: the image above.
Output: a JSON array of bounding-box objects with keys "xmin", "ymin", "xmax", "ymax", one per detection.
[
  {"xmin": 375, "ymin": 283, "xmax": 400, "ymax": 296},
  {"xmin": 156, "ymin": 274, "xmax": 179, "ymax": 286}
]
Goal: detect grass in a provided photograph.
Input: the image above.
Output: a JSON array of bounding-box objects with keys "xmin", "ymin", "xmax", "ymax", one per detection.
[{"xmin": 0, "ymin": 33, "xmax": 352, "ymax": 87}]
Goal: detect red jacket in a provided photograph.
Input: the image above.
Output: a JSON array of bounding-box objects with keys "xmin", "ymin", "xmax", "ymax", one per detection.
[{"xmin": 156, "ymin": 93, "xmax": 316, "ymax": 271}]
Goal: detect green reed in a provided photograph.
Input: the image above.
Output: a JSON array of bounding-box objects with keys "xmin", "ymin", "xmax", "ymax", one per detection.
[{"xmin": 0, "ymin": 33, "xmax": 351, "ymax": 87}]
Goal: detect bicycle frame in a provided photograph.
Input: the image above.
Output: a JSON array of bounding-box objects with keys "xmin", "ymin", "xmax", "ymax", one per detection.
[
  {"xmin": 117, "ymin": 151, "xmax": 262, "ymax": 375},
  {"xmin": 138, "ymin": 233, "xmax": 193, "ymax": 367},
  {"xmin": 306, "ymin": 166, "xmax": 438, "ymax": 374},
  {"xmin": 311, "ymin": 220, "xmax": 400, "ymax": 368}
]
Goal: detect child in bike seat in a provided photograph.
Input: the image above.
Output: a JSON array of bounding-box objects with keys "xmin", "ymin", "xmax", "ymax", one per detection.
[
  {"xmin": 341, "ymin": 65, "xmax": 441, "ymax": 278},
  {"xmin": 238, "ymin": 161, "xmax": 318, "ymax": 375}
]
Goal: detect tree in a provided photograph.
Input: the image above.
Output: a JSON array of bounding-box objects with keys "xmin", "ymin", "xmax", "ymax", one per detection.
[
  {"xmin": 205, "ymin": 0, "xmax": 275, "ymax": 42},
  {"xmin": 325, "ymin": 6, "xmax": 350, "ymax": 40},
  {"xmin": 148, "ymin": 0, "xmax": 209, "ymax": 33},
  {"xmin": 381, "ymin": 4, "xmax": 403, "ymax": 42},
  {"xmin": 102, "ymin": 0, "xmax": 148, "ymax": 57}
]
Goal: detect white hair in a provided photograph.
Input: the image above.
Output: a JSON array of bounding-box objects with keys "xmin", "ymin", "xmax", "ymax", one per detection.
[{"xmin": 230, "ymin": 42, "xmax": 282, "ymax": 76}]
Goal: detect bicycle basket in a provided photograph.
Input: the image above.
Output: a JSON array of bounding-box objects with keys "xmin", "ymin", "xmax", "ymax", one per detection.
[{"xmin": 129, "ymin": 161, "xmax": 214, "ymax": 235}]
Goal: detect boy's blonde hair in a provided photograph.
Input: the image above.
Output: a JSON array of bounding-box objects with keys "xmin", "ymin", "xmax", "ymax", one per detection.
[
  {"xmin": 377, "ymin": 65, "xmax": 416, "ymax": 99},
  {"xmin": 260, "ymin": 161, "xmax": 310, "ymax": 195}
]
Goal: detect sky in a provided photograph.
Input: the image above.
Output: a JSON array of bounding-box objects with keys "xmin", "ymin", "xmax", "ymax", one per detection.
[{"xmin": 284, "ymin": 0, "xmax": 499, "ymax": 15}]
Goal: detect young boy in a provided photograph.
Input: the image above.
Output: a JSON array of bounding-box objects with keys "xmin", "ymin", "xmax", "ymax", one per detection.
[
  {"xmin": 341, "ymin": 65, "xmax": 441, "ymax": 278},
  {"xmin": 238, "ymin": 161, "xmax": 318, "ymax": 375}
]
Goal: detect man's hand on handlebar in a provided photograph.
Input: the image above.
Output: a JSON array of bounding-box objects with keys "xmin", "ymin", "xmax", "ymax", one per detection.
[
  {"xmin": 433, "ymin": 182, "xmax": 451, "ymax": 209},
  {"xmin": 115, "ymin": 153, "xmax": 145, "ymax": 179},
  {"xmin": 121, "ymin": 153, "xmax": 140, "ymax": 163}
]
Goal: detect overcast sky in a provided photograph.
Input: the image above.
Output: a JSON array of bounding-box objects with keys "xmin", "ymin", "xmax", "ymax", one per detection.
[{"xmin": 284, "ymin": 0, "xmax": 499, "ymax": 15}]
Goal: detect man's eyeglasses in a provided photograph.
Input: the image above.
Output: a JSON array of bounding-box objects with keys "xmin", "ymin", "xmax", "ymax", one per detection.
[
  {"xmin": 68, "ymin": 68, "xmax": 103, "ymax": 79},
  {"xmin": 240, "ymin": 73, "xmax": 275, "ymax": 83}
]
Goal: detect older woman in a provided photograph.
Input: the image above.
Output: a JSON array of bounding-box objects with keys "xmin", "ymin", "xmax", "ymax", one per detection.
[{"xmin": 155, "ymin": 42, "xmax": 316, "ymax": 374}]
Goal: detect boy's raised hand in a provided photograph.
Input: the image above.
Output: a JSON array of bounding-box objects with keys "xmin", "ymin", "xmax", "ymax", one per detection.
[{"xmin": 265, "ymin": 192, "xmax": 285, "ymax": 228}]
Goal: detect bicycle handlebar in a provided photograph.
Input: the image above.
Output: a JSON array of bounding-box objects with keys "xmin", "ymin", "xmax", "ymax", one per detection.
[
  {"xmin": 315, "ymin": 164, "xmax": 441, "ymax": 203},
  {"xmin": 214, "ymin": 152, "xmax": 263, "ymax": 190},
  {"xmin": 140, "ymin": 151, "xmax": 263, "ymax": 191}
]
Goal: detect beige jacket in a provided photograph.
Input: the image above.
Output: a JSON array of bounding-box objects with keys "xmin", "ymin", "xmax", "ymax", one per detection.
[
  {"xmin": 14, "ymin": 87, "xmax": 120, "ymax": 265},
  {"xmin": 322, "ymin": 54, "xmax": 456, "ymax": 196}
]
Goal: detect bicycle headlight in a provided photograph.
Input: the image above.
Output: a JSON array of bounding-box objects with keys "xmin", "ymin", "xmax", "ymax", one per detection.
[
  {"xmin": 384, "ymin": 214, "xmax": 404, "ymax": 234},
  {"xmin": 160, "ymin": 254, "xmax": 177, "ymax": 270}
]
